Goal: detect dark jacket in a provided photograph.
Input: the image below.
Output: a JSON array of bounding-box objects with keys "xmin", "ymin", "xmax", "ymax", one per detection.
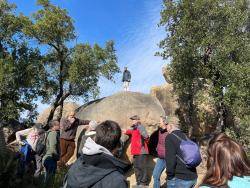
[
  {"xmin": 156, "ymin": 128, "xmax": 168, "ymax": 159},
  {"xmin": 122, "ymin": 70, "xmax": 131, "ymax": 82},
  {"xmin": 60, "ymin": 118, "xmax": 90, "ymax": 140},
  {"xmin": 165, "ymin": 129, "xmax": 198, "ymax": 181},
  {"xmin": 64, "ymin": 153, "xmax": 130, "ymax": 188}
]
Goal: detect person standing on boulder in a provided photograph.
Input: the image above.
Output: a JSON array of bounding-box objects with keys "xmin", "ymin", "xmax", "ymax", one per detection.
[
  {"xmin": 123, "ymin": 115, "xmax": 150, "ymax": 187},
  {"xmin": 122, "ymin": 67, "xmax": 131, "ymax": 91},
  {"xmin": 59, "ymin": 111, "xmax": 90, "ymax": 167}
]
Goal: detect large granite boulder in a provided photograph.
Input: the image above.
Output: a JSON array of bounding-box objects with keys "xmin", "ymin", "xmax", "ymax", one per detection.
[
  {"xmin": 76, "ymin": 91, "xmax": 165, "ymax": 134},
  {"xmin": 36, "ymin": 102, "xmax": 80, "ymax": 124},
  {"xmin": 67, "ymin": 91, "xmax": 165, "ymax": 166}
]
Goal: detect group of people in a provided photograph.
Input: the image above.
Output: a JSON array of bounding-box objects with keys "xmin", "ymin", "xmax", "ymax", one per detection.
[{"xmin": 15, "ymin": 111, "xmax": 250, "ymax": 188}]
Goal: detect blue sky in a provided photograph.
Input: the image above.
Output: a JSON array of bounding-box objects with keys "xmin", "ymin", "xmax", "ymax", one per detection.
[{"xmin": 9, "ymin": 0, "xmax": 168, "ymax": 113}]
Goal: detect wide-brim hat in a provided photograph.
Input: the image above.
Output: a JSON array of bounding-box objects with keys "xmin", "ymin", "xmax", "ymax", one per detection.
[{"xmin": 130, "ymin": 115, "xmax": 140, "ymax": 120}]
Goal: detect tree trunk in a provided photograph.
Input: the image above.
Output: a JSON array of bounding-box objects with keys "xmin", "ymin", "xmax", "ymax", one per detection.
[
  {"xmin": 0, "ymin": 127, "xmax": 7, "ymax": 157},
  {"xmin": 57, "ymin": 101, "xmax": 64, "ymax": 121},
  {"xmin": 46, "ymin": 55, "xmax": 65, "ymax": 125},
  {"xmin": 46, "ymin": 92, "xmax": 70, "ymax": 125},
  {"xmin": 187, "ymin": 96, "xmax": 199, "ymax": 137}
]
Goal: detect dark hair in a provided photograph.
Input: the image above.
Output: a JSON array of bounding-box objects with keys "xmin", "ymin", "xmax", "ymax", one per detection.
[
  {"xmin": 49, "ymin": 120, "xmax": 59, "ymax": 129},
  {"xmin": 202, "ymin": 133, "xmax": 250, "ymax": 187},
  {"xmin": 95, "ymin": 120, "xmax": 121, "ymax": 152}
]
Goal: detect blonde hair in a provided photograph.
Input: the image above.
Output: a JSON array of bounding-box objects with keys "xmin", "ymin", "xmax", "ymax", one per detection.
[
  {"xmin": 160, "ymin": 116, "xmax": 168, "ymax": 125},
  {"xmin": 67, "ymin": 111, "xmax": 75, "ymax": 117},
  {"xmin": 166, "ymin": 116, "xmax": 179, "ymax": 127}
]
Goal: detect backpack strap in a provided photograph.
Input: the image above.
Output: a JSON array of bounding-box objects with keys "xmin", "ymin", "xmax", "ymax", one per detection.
[
  {"xmin": 171, "ymin": 132, "xmax": 189, "ymax": 141},
  {"xmin": 171, "ymin": 132, "xmax": 183, "ymax": 141},
  {"xmin": 45, "ymin": 131, "xmax": 51, "ymax": 145},
  {"xmin": 171, "ymin": 132, "xmax": 187, "ymax": 166},
  {"xmin": 176, "ymin": 154, "xmax": 187, "ymax": 165},
  {"xmin": 42, "ymin": 131, "xmax": 49, "ymax": 155}
]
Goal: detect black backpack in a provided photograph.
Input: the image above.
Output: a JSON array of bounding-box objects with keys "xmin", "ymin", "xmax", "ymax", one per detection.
[{"xmin": 35, "ymin": 131, "xmax": 49, "ymax": 156}]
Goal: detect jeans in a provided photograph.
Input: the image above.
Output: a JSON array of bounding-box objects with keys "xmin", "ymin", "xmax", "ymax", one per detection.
[
  {"xmin": 43, "ymin": 157, "xmax": 57, "ymax": 185},
  {"xmin": 133, "ymin": 155, "xmax": 150, "ymax": 185},
  {"xmin": 152, "ymin": 158, "xmax": 166, "ymax": 188},
  {"xmin": 167, "ymin": 177, "xmax": 196, "ymax": 188}
]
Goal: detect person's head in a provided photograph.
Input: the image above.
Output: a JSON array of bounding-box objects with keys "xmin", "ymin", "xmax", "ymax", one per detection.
[
  {"xmin": 88, "ymin": 120, "xmax": 98, "ymax": 131},
  {"xmin": 124, "ymin": 67, "xmax": 127, "ymax": 71},
  {"xmin": 67, "ymin": 111, "xmax": 75, "ymax": 118},
  {"xmin": 130, "ymin": 115, "xmax": 140, "ymax": 125},
  {"xmin": 32, "ymin": 123, "xmax": 44, "ymax": 134},
  {"xmin": 203, "ymin": 133, "xmax": 250, "ymax": 187},
  {"xmin": 95, "ymin": 120, "xmax": 121, "ymax": 152},
  {"xmin": 49, "ymin": 120, "xmax": 60, "ymax": 131},
  {"xmin": 67, "ymin": 111, "xmax": 76, "ymax": 122},
  {"xmin": 165, "ymin": 116, "xmax": 179, "ymax": 133},
  {"xmin": 159, "ymin": 116, "xmax": 168, "ymax": 129},
  {"xmin": 32, "ymin": 123, "xmax": 43, "ymax": 130}
]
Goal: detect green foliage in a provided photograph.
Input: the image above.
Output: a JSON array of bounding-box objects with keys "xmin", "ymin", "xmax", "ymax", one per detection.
[
  {"xmin": 22, "ymin": 0, "xmax": 119, "ymax": 122},
  {"xmin": 24, "ymin": 0, "xmax": 75, "ymax": 45},
  {"xmin": 0, "ymin": 0, "xmax": 119, "ymax": 124},
  {"xmin": 69, "ymin": 41, "xmax": 119, "ymax": 98},
  {"xmin": 159, "ymin": 0, "xmax": 250, "ymax": 136},
  {"xmin": 0, "ymin": 0, "xmax": 44, "ymax": 124},
  {"xmin": 0, "ymin": 150, "xmax": 67, "ymax": 188},
  {"xmin": 225, "ymin": 115, "xmax": 250, "ymax": 154}
]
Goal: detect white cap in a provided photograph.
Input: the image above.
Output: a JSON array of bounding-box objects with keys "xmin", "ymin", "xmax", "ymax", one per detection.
[{"xmin": 89, "ymin": 120, "xmax": 98, "ymax": 130}]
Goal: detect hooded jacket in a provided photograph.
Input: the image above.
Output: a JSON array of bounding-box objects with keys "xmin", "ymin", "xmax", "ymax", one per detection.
[
  {"xmin": 122, "ymin": 70, "xmax": 131, "ymax": 82},
  {"xmin": 64, "ymin": 138, "xmax": 130, "ymax": 188}
]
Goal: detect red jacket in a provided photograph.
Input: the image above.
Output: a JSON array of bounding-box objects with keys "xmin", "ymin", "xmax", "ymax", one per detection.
[{"xmin": 125, "ymin": 124, "xmax": 149, "ymax": 155}]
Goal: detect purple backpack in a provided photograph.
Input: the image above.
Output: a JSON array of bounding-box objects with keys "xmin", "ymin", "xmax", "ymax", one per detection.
[{"xmin": 172, "ymin": 133, "xmax": 202, "ymax": 168}]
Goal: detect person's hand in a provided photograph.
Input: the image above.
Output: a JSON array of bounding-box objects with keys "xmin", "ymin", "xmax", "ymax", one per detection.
[
  {"xmin": 83, "ymin": 125, "xmax": 89, "ymax": 130},
  {"xmin": 18, "ymin": 141, "xmax": 25, "ymax": 146},
  {"xmin": 122, "ymin": 129, "xmax": 127, "ymax": 134}
]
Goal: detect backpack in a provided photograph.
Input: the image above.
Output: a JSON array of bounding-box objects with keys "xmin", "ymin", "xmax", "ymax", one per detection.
[
  {"xmin": 19, "ymin": 140, "xmax": 33, "ymax": 163},
  {"xmin": 172, "ymin": 132, "xmax": 202, "ymax": 168},
  {"xmin": 35, "ymin": 131, "xmax": 48, "ymax": 156}
]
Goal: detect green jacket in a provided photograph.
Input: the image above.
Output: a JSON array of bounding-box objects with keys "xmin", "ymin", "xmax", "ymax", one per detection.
[{"xmin": 43, "ymin": 130, "xmax": 60, "ymax": 162}]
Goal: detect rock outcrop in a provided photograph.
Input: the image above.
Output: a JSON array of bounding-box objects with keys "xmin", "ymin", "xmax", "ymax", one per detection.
[
  {"xmin": 36, "ymin": 102, "xmax": 80, "ymax": 124},
  {"xmin": 150, "ymin": 83, "xmax": 178, "ymax": 115},
  {"xmin": 67, "ymin": 91, "xmax": 165, "ymax": 165},
  {"xmin": 76, "ymin": 91, "xmax": 165, "ymax": 133}
]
